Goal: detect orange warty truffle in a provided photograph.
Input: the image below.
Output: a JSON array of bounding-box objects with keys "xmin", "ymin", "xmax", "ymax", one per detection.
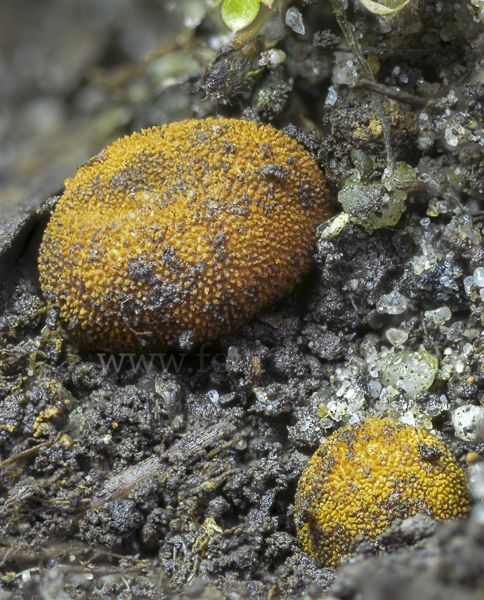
[
  {"xmin": 295, "ymin": 417, "xmax": 471, "ymax": 567},
  {"xmin": 39, "ymin": 118, "xmax": 330, "ymax": 351}
]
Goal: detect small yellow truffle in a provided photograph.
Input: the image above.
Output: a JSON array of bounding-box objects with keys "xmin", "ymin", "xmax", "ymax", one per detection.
[
  {"xmin": 39, "ymin": 118, "xmax": 330, "ymax": 352},
  {"xmin": 295, "ymin": 417, "xmax": 471, "ymax": 567}
]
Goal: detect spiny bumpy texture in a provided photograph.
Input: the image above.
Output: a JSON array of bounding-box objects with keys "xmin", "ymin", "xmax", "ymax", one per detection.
[
  {"xmin": 39, "ymin": 118, "xmax": 330, "ymax": 352},
  {"xmin": 295, "ymin": 417, "xmax": 471, "ymax": 567}
]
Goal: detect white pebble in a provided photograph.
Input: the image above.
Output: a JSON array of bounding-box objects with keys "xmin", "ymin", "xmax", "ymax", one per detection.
[
  {"xmin": 285, "ymin": 7, "xmax": 305, "ymax": 35},
  {"xmin": 207, "ymin": 390, "xmax": 219, "ymax": 403},
  {"xmin": 473, "ymin": 267, "xmax": 484, "ymax": 288},
  {"xmin": 425, "ymin": 306, "xmax": 452, "ymax": 326},
  {"xmin": 376, "ymin": 290, "xmax": 408, "ymax": 315},
  {"xmin": 326, "ymin": 86, "xmax": 338, "ymax": 106},
  {"xmin": 259, "ymin": 49, "xmax": 286, "ymax": 67},
  {"xmin": 469, "ymin": 462, "xmax": 484, "ymax": 501},
  {"xmin": 319, "ymin": 212, "xmax": 348, "ymax": 239},
  {"xmin": 452, "ymin": 405, "xmax": 484, "ymax": 441},
  {"xmin": 386, "ymin": 328, "xmax": 408, "ymax": 346},
  {"xmin": 368, "ymin": 379, "xmax": 382, "ymax": 398}
]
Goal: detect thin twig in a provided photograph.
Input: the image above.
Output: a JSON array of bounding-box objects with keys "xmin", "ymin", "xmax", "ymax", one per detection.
[
  {"xmin": 360, "ymin": 45, "xmax": 459, "ymax": 57},
  {"xmin": 358, "ymin": 79, "xmax": 428, "ymax": 107}
]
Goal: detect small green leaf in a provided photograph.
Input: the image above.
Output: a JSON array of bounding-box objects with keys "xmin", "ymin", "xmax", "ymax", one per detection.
[
  {"xmin": 357, "ymin": 0, "xmax": 412, "ymax": 15},
  {"xmin": 221, "ymin": 0, "xmax": 260, "ymax": 31}
]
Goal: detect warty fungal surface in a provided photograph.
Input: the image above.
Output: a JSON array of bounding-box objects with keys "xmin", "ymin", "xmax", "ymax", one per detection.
[
  {"xmin": 39, "ymin": 118, "xmax": 331, "ymax": 352},
  {"xmin": 295, "ymin": 417, "xmax": 471, "ymax": 567}
]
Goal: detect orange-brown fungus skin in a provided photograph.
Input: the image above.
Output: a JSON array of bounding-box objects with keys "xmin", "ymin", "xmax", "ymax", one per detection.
[
  {"xmin": 295, "ymin": 417, "xmax": 471, "ymax": 567},
  {"xmin": 38, "ymin": 118, "xmax": 331, "ymax": 352}
]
